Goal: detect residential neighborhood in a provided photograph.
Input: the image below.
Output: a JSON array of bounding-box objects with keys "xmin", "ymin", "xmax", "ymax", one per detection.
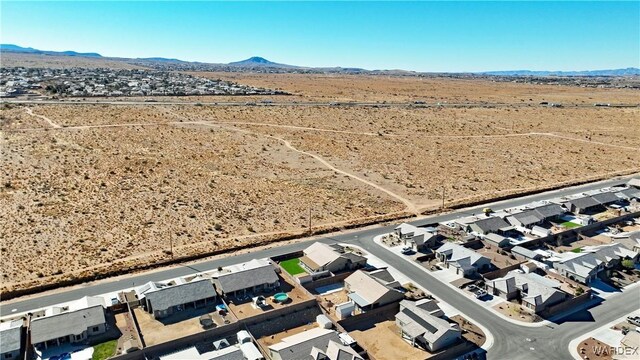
[
  {"xmin": 0, "ymin": 67, "xmax": 286, "ymax": 98},
  {"xmin": 1, "ymin": 178, "xmax": 639, "ymax": 360}
]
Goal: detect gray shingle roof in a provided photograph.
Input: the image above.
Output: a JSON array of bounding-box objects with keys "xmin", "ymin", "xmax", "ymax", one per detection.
[
  {"xmin": 30, "ymin": 305, "xmax": 105, "ymax": 344},
  {"xmin": 511, "ymin": 211, "xmax": 543, "ymax": 226},
  {"xmin": 617, "ymin": 188, "xmax": 640, "ymax": 200},
  {"xmin": 145, "ymin": 279, "xmax": 216, "ymax": 312},
  {"xmin": 0, "ymin": 322, "xmax": 22, "ymax": 354},
  {"xmin": 532, "ymin": 204, "xmax": 566, "ymax": 219},
  {"xmin": 215, "ymin": 263, "xmax": 279, "ymax": 294},
  {"xmin": 269, "ymin": 328, "xmax": 341, "ymax": 360},
  {"xmin": 511, "ymin": 246, "xmax": 541, "ymax": 260},
  {"xmin": 470, "ymin": 217, "xmax": 511, "ymax": 233},
  {"xmin": 566, "ymin": 196, "xmax": 600, "ymax": 210},
  {"xmin": 591, "ymin": 192, "xmax": 621, "ymax": 205}
]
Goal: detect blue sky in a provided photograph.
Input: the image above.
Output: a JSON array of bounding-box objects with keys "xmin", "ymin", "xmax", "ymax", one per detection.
[{"xmin": 1, "ymin": 1, "xmax": 638, "ymax": 72}]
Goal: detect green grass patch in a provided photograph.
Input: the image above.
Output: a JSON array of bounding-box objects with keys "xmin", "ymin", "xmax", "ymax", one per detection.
[
  {"xmin": 92, "ymin": 339, "xmax": 117, "ymax": 360},
  {"xmin": 280, "ymin": 258, "xmax": 306, "ymax": 275},
  {"xmin": 561, "ymin": 221, "xmax": 581, "ymax": 229},
  {"xmin": 571, "ymin": 247, "xmax": 583, "ymax": 253}
]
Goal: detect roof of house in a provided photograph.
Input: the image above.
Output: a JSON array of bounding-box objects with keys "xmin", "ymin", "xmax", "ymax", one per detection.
[
  {"xmin": 0, "ymin": 320, "xmax": 22, "ymax": 354},
  {"xmin": 311, "ymin": 340, "xmax": 363, "ymax": 360},
  {"xmin": 31, "ymin": 305, "xmax": 106, "ymax": 344},
  {"xmin": 144, "ymin": 278, "xmax": 216, "ymax": 312},
  {"xmin": 403, "ymin": 299, "xmax": 444, "ymax": 318},
  {"xmin": 269, "ymin": 328, "xmax": 341, "ymax": 360},
  {"xmin": 395, "ymin": 300, "xmax": 459, "ymax": 345},
  {"xmin": 584, "ymin": 243, "xmax": 638, "ymax": 263},
  {"xmin": 510, "ymin": 211, "xmax": 543, "ymax": 226},
  {"xmin": 214, "ymin": 259, "xmax": 279, "ymax": 294},
  {"xmin": 345, "ymin": 270, "xmax": 402, "ymax": 307},
  {"xmin": 436, "ymin": 243, "xmax": 489, "ymax": 269},
  {"xmin": 303, "ymin": 242, "xmax": 342, "ymax": 271},
  {"xmin": 395, "ymin": 223, "xmax": 419, "ymax": 237},
  {"xmin": 557, "ymin": 252, "xmax": 603, "ymax": 278},
  {"xmin": 511, "ymin": 246, "xmax": 541, "ymax": 259},
  {"xmin": 616, "ymin": 187, "xmax": 640, "ymax": 200},
  {"xmin": 484, "ymin": 233, "xmax": 507, "ymax": 244},
  {"xmin": 532, "ymin": 204, "xmax": 566, "ymax": 219},
  {"xmin": 490, "ymin": 272, "xmax": 563, "ymax": 307},
  {"xmin": 469, "ymin": 217, "xmax": 511, "ymax": 233},
  {"xmin": 628, "ymin": 178, "xmax": 640, "ymax": 189},
  {"xmin": 566, "ymin": 196, "xmax": 600, "ymax": 210},
  {"xmin": 591, "ymin": 192, "xmax": 621, "ymax": 205}
]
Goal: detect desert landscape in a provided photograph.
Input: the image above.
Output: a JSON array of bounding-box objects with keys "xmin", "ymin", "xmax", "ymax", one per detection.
[{"xmin": 1, "ymin": 74, "xmax": 639, "ymax": 294}]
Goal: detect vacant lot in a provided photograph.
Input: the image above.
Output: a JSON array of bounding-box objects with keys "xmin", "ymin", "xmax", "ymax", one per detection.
[{"xmin": 1, "ymin": 74, "xmax": 638, "ymax": 294}]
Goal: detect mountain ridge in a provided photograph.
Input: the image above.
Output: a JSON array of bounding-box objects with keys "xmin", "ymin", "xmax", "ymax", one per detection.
[{"xmin": 2, "ymin": 44, "xmax": 639, "ymax": 76}]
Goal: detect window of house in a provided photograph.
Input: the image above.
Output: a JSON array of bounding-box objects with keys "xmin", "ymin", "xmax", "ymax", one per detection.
[
  {"xmin": 6, "ymin": 353, "xmax": 13, "ymax": 359},
  {"xmin": 92, "ymin": 326, "xmax": 99, "ymax": 332}
]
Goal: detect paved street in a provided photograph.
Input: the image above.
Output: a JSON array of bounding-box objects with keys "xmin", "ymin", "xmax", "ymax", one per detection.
[{"xmin": 2, "ymin": 175, "xmax": 639, "ymax": 359}]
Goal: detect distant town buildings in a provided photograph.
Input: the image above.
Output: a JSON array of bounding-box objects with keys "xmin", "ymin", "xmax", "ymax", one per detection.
[{"xmin": 0, "ymin": 67, "xmax": 287, "ymax": 98}]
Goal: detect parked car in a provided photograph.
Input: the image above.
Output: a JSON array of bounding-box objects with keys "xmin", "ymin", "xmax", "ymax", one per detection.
[
  {"xmin": 627, "ymin": 316, "xmax": 640, "ymax": 326},
  {"xmin": 401, "ymin": 246, "xmax": 413, "ymax": 255},
  {"xmin": 475, "ymin": 289, "xmax": 488, "ymax": 299}
]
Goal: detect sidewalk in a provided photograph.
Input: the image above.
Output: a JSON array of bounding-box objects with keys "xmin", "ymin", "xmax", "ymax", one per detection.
[
  {"xmin": 568, "ymin": 310, "xmax": 640, "ymax": 360},
  {"xmin": 343, "ymin": 242, "xmax": 495, "ymax": 352},
  {"xmin": 372, "ymin": 233, "xmax": 640, "ymax": 329}
]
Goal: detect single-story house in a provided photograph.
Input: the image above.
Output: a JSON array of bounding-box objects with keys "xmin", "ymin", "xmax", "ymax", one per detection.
[
  {"xmin": 511, "ymin": 246, "xmax": 543, "ymax": 261},
  {"xmin": 211, "ymin": 258, "xmax": 280, "ymax": 297},
  {"xmin": 563, "ymin": 196, "xmax": 601, "ymax": 214},
  {"xmin": 591, "ymin": 192, "xmax": 622, "ymax": 206},
  {"xmin": 555, "ymin": 252, "xmax": 603, "ymax": 283},
  {"xmin": 627, "ymin": 177, "xmax": 640, "ymax": 189},
  {"xmin": 467, "ymin": 217, "xmax": 514, "ymax": 236},
  {"xmin": 395, "ymin": 300, "xmax": 461, "ymax": 352},
  {"xmin": 612, "ymin": 231, "xmax": 640, "ymax": 253},
  {"xmin": 506, "ymin": 211, "xmax": 543, "ymax": 229},
  {"xmin": 616, "ymin": 187, "xmax": 640, "ymax": 201},
  {"xmin": 483, "ymin": 233, "xmax": 510, "ymax": 248},
  {"xmin": 553, "ymin": 243, "xmax": 637, "ymax": 283},
  {"xmin": 344, "ymin": 269, "xmax": 404, "ymax": 311},
  {"xmin": 486, "ymin": 272, "xmax": 566, "ymax": 313},
  {"xmin": 0, "ymin": 320, "xmax": 22, "ymax": 360},
  {"xmin": 137, "ymin": 278, "xmax": 216, "ymax": 319},
  {"xmin": 394, "ymin": 223, "xmax": 440, "ymax": 251},
  {"xmin": 268, "ymin": 328, "xmax": 341, "ymax": 360},
  {"xmin": 300, "ymin": 242, "xmax": 366, "ymax": 274},
  {"xmin": 31, "ymin": 302, "xmax": 107, "ymax": 349},
  {"xmin": 530, "ymin": 204, "xmax": 566, "ymax": 221},
  {"xmin": 310, "ymin": 340, "xmax": 363, "ymax": 360},
  {"xmin": 435, "ymin": 243, "xmax": 492, "ymax": 276}
]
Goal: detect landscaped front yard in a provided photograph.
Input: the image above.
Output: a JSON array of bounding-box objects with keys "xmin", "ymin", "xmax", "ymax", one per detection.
[{"xmin": 280, "ymin": 258, "xmax": 307, "ymax": 275}]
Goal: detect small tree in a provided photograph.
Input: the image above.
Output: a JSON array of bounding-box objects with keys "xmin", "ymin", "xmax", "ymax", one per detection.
[
  {"xmin": 575, "ymin": 287, "xmax": 585, "ymax": 296},
  {"xmin": 621, "ymin": 259, "xmax": 635, "ymax": 270}
]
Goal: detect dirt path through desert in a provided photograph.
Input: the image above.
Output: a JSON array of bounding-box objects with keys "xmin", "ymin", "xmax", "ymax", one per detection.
[{"xmin": 24, "ymin": 107, "xmax": 61, "ymax": 128}]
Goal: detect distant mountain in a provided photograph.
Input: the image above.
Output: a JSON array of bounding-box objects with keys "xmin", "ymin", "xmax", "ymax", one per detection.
[
  {"xmin": 1, "ymin": 44, "xmax": 102, "ymax": 57},
  {"xmin": 480, "ymin": 68, "xmax": 640, "ymax": 77},
  {"xmin": 137, "ymin": 57, "xmax": 186, "ymax": 63},
  {"xmin": 2, "ymin": 44, "xmax": 639, "ymax": 77},
  {"xmin": 227, "ymin": 56, "xmax": 295, "ymax": 68}
]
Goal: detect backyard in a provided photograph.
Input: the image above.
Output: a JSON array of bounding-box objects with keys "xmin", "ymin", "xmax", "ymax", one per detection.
[
  {"xmin": 280, "ymin": 258, "xmax": 307, "ymax": 276},
  {"xmin": 92, "ymin": 340, "xmax": 117, "ymax": 360}
]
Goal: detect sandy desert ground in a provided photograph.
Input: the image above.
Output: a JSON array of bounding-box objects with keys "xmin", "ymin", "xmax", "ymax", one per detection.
[{"xmin": 1, "ymin": 75, "xmax": 639, "ymax": 294}]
